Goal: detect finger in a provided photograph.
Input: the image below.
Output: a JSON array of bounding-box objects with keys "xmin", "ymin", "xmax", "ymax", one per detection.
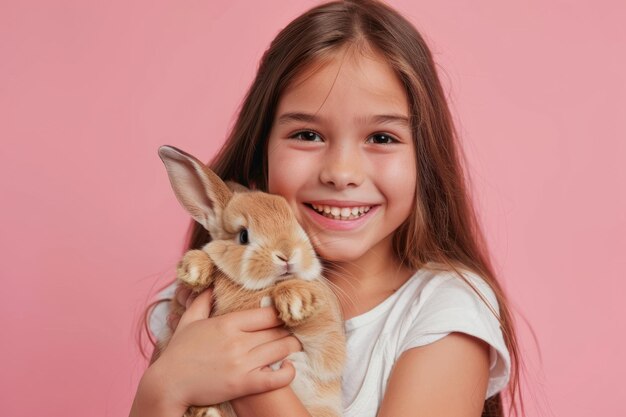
[
  {"xmin": 247, "ymin": 335, "xmax": 302, "ymax": 368},
  {"xmin": 246, "ymin": 360, "xmax": 296, "ymax": 394},
  {"xmin": 177, "ymin": 288, "xmax": 213, "ymax": 329},
  {"xmin": 229, "ymin": 307, "xmax": 283, "ymax": 332},
  {"xmin": 174, "ymin": 285, "xmax": 191, "ymax": 307},
  {"xmin": 185, "ymin": 291, "xmax": 198, "ymax": 309},
  {"xmin": 246, "ymin": 327, "xmax": 292, "ymax": 347}
]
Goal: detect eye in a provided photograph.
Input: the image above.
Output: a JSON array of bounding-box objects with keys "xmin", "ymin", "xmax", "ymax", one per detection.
[
  {"xmin": 289, "ymin": 130, "xmax": 323, "ymax": 142},
  {"xmin": 367, "ymin": 133, "xmax": 398, "ymax": 144},
  {"xmin": 239, "ymin": 228, "xmax": 249, "ymax": 244}
]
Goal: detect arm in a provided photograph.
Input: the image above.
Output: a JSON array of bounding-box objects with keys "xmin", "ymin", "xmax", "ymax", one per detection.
[
  {"xmin": 129, "ymin": 290, "xmax": 300, "ymax": 417},
  {"xmin": 232, "ymin": 386, "xmax": 311, "ymax": 417},
  {"xmin": 377, "ymin": 332, "xmax": 490, "ymax": 417},
  {"xmin": 130, "ymin": 365, "xmax": 188, "ymax": 417}
]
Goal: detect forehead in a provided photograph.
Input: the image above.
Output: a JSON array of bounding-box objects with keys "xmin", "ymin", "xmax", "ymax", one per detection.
[{"xmin": 277, "ymin": 45, "xmax": 409, "ymax": 118}]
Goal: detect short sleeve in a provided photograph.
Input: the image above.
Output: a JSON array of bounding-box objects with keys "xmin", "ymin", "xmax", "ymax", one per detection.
[
  {"xmin": 399, "ymin": 273, "xmax": 511, "ymax": 399},
  {"xmin": 148, "ymin": 281, "xmax": 177, "ymax": 343}
]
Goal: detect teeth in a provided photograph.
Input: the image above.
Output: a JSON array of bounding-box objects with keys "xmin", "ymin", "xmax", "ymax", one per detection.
[{"xmin": 309, "ymin": 204, "xmax": 373, "ymax": 220}]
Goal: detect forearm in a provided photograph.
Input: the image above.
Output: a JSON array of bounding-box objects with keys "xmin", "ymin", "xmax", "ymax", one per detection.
[
  {"xmin": 231, "ymin": 386, "xmax": 311, "ymax": 417},
  {"xmin": 129, "ymin": 367, "xmax": 187, "ymax": 417}
]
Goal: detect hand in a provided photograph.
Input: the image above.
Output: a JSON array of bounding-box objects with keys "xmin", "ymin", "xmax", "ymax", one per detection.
[{"xmin": 145, "ymin": 289, "xmax": 301, "ymax": 410}]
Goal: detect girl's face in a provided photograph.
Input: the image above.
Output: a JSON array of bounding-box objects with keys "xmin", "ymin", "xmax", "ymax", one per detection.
[{"xmin": 267, "ymin": 46, "xmax": 417, "ymax": 264}]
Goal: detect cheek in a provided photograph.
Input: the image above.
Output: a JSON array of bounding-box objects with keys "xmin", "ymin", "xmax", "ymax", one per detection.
[
  {"xmin": 377, "ymin": 152, "xmax": 417, "ymax": 195},
  {"xmin": 267, "ymin": 141, "xmax": 314, "ymax": 198},
  {"xmin": 376, "ymin": 152, "xmax": 417, "ymax": 214}
]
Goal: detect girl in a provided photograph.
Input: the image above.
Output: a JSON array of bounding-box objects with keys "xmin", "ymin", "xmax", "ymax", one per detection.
[{"xmin": 131, "ymin": 1, "xmax": 523, "ymax": 416}]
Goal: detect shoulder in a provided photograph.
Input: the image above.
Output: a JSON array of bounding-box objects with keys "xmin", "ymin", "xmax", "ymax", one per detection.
[
  {"xmin": 391, "ymin": 264, "xmax": 501, "ymax": 334},
  {"xmin": 413, "ymin": 264, "xmax": 500, "ymax": 317},
  {"xmin": 398, "ymin": 263, "xmax": 511, "ymax": 399}
]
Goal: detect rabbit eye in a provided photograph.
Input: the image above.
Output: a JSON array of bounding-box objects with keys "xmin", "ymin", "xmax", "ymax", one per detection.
[{"xmin": 239, "ymin": 228, "xmax": 249, "ymax": 245}]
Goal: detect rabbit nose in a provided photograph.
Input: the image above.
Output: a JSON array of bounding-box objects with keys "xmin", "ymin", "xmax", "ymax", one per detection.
[{"xmin": 272, "ymin": 251, "xmax": 290, "ymax": 264}]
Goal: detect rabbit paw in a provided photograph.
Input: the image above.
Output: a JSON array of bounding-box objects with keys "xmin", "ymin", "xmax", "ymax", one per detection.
[
  {"xmin": 176, "ymin": 249, "xmax": 214, "ymax": 289},
  {"xmin": 272, "ymin": 281, "xmax": 323, "ymax": 327}
]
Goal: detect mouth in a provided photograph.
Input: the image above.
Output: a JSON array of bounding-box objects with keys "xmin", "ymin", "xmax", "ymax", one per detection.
[
  {"xmin": 304, "ymin": 203, "xmax": 375, "ymax": 220},
  {"xmin": 305, "ymin": 203, "xmax": 372, "ymax": 220}
]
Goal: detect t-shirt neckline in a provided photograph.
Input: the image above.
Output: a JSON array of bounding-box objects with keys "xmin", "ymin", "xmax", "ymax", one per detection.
[{"xmin": 344, "ymin": 268, "xmax": 427, "ymax": 332}]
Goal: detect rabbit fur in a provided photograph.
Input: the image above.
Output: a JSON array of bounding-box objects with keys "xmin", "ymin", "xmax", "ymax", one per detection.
[{"xmin": 157, "ymin": 145, "xmax": 345, "ymax": 417}]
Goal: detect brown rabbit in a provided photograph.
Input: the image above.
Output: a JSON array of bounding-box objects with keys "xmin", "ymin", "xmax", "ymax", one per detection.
[{"xmin": 157, "ymin": 145, "xmax": 345, "ymax": 417}]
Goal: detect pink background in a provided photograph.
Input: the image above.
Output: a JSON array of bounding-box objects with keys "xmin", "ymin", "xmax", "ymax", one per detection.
[{"xmin": 1, "ymin": 1, "xmax": 624, "ymax": 416}]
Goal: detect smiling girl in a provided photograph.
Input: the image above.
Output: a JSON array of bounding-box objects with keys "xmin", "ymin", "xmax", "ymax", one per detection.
[{"xmin": 131, "ymin": 1, "xmax": 523, "ymax": 416}]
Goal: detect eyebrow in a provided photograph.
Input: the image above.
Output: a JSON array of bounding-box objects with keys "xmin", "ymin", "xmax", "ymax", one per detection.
[{"xmin": 277, "ymin": 112, "xmax": 410, "ymax": 128}]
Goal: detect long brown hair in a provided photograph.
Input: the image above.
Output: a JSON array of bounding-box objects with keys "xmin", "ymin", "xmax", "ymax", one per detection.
[{"xmin": 144, "ymin": 1, "xmax": 525, "ymax": 415}]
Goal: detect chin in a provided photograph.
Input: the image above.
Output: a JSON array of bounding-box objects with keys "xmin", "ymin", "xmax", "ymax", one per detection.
[{"xmin": 314, "ymin": 244, "xmax": 368, "ymax": 264}]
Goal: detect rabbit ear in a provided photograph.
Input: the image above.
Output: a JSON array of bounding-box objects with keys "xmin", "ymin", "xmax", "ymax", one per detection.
[{"xmin": 158, "ymin": 145, "xmax": 232, "ymax": 233}]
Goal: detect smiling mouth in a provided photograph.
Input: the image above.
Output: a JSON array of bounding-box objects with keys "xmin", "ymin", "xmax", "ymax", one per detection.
[{"xmin": 304, "ymin": 203, "xmax": 374, "ymax": 220}]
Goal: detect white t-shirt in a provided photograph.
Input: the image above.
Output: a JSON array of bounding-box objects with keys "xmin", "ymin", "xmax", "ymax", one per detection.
[
  {"xmin": 340, "ymin": 265, "xmax": 510, "ymax": 417},
  {"xmin": 149, "ymin": 264, "xmax": 510, "ymax": 417}
]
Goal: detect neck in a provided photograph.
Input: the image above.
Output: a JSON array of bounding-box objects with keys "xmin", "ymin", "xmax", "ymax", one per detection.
[{"xmin": 322, "ymin": 238, "xmax": 414, "ymax": 320}]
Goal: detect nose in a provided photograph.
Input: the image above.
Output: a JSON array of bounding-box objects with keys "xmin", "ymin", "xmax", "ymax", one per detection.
[
  {"xmin": 272, "ymin": 250, "xmax": 292, "ymax": 265},
  {"xmin": 319, "ymin": 142, "xmax": 364, "ymax": 189},
  {"xmin": 272, "ymin": 251, "xmax": 293, "ymax": 274}
]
